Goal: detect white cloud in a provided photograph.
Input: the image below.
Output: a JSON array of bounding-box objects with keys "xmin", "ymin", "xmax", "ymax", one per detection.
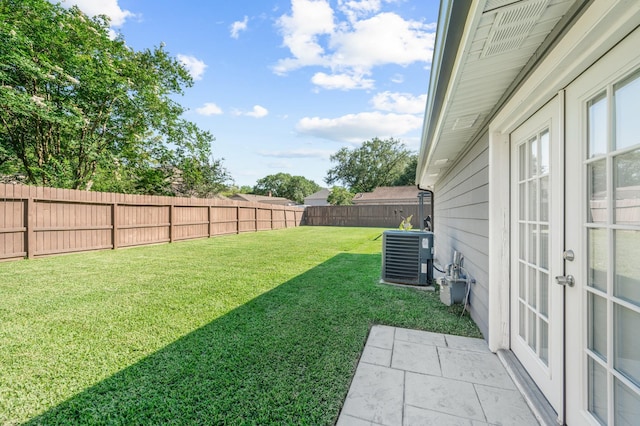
[
  {"xmin": 311, "ymin": 72, "xmax": 374, "ymax": 90},
  {"xmin": 246, "ymin": 105, "xmax": 269, "ymax": 118},
  {"xmin": 391, "ymin": 73, "xmax": 404, "ymax": 83},
  {"xmin": 337, "ymin": 0, "xmax": 382, "ymax": 22},
  {"xmin": 196, "ymin": 102, "xmax": 223, "ymax": 116},
  {"xmin": 233, "ymin": 105, "xmax": 269, "ymax": 118},
  {"xmin": 274, "ymin": 1, "xmax": 436, "ymax": 90},
  {"xmin": 58, "ymin": 0, "xmax": 135, "ymax": 26},
  {"xmin": 177, "ymin": 54, "xmax": 207, "ymax": 81},
  {"xmin": 230, "ymin": 16, "xmax": 249, "ymax": 39},
  {"xmin": 330, "ymin": 13, "xmax": 436, "ymax": 69},
  {"xmin": 273, "ymin": 0, "xmax": 335, "ymax": 74},
  {"xmin": 259, "ymin": 149, "xmax": 333, "ymax": 159},
  {"xmin": 296, "ymin": 111, "xmax": 422, "ymax": 143},
  {"xmin": 371, "ymin": 91, "xmax": 427, "ymax": 114}
]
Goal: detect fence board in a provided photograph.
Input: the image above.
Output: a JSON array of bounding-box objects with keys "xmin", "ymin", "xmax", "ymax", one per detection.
[
  {"xmin": 0, "ymin": 183, "xmax": 303, "ymax": 260},
  {"xmin": 302, "ymin": 204, "xmax": 431, "ymax": 228},
  {"xmin": 0, "ymin": 185, "xmax": 26, "ymax": 259}
]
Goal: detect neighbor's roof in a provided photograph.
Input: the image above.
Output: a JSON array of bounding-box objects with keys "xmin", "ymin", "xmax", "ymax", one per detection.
[
  {"xmin": 304, "ymin": 188, "xmax": 331, "ymax": 201},
  {"xmin": 417, "ymin": 0, "xmax": 583, "ymax": 189},
  {"xmin": 352, "ymin": 186, "xmax": 429, "ymax": 205},
  {"xmin": 229, "ymin": 193, "xmax": 296, "ymax": 206}
]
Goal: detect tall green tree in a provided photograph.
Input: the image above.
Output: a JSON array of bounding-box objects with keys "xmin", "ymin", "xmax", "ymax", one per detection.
[
  {"xmin": 325, "ymin": 137, "xmax": 414, "ymax": 193},
  {"xmin": 252, "ymin": 173, "xmax": 320, "ymax": 204},
  {"xmin": 0, "ymin": 0, "xmax": 227, "ymax": 194},
  {"xmin": 393, "ymin": 154, "xmax": 418, "ymax": 186},
  {"xmin": 327, "ymin": 186, "xmax": 354, "ymax": 205}
]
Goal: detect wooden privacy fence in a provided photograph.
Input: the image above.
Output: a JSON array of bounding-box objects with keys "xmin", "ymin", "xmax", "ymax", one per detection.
[
  {"xmin": 0, "ymin": 183, "xmax": 304, "ymax": 261},
  {"xmin": 303, "ymin": 204, "xmax": 431, "ymax": 228}
]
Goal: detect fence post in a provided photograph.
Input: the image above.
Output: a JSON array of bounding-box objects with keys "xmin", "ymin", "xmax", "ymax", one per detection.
[
  {"xmin": 112, "ymin": 202, "xmax": 119, "ymax": 249},
  {"xmin": 169, "ymin": 204, "xmax": 175, "ymax": 242},
  {"xmin": 25, "ymin": 197, "xmax": 36, "ymax": 259},
  {"xmin": 254, "ymin": 207, "xmax": 258, "ymax": 232},
  {"xmin": 208, "ymin": 205, "xmax": 212, "ymax": 238},
  {"xmin": 236, "ymin": 206, "xmax": 240, "ymax": 234}
]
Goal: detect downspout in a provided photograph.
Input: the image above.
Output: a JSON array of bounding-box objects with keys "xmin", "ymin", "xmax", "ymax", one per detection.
[{"xmin": 416, "ymin": 184, "xmax": 434, "ymax": 232}]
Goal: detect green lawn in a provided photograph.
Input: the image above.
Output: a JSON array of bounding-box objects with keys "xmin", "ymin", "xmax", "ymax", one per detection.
[{"xmin": 0, "ymin": 226, "xmax": 481, "ymax": 425}]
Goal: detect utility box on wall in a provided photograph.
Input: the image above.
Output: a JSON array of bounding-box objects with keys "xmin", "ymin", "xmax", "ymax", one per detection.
[
  {"xmin": 439, "ymin": 277, "xmax": 467, "ymax": 306},
  {"xmin": 381, "ymin": 230, "xmax": 434, "ymax": 286}
]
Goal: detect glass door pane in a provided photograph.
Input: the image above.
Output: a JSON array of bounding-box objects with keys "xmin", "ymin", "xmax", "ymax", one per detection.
[{"xmin": 516, "ymin": 129, "xmax": 551, "ymax": 365}]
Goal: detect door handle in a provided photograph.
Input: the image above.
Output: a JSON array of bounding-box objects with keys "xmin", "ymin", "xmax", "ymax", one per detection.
[{"xmin": 555, "ymin": 275, "xmax": 575, "ymax": 287}]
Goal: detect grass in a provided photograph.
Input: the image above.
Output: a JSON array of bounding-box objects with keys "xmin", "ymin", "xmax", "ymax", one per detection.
[{"xmin": 0, "ymin": 226, "xmax": 481, "ymax": 425}]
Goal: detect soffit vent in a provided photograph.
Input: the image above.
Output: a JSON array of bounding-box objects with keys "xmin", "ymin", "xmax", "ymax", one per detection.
[
  {"xmin": 481, "ymin": 0, "xmax": 549, "ymax": 57},
  {"xmin": 452, "ymin": 114, "xmax": 480, "ymax": 130}
]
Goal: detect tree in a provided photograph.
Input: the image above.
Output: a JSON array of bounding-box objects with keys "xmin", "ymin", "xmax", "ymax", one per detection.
[
  {"xmin": 0, "ymin": 0, "xmax": 227, "ymax": 194},
  {"xmin": 393, "ymin": 155, "xmax": 418, "ymax": 186},
  {"xmin": 327, "ymin": 186, "xmax": 354, "ymax": 205},
  {"xmin": 170, "ymin": 156, "xmax": 231, "ymax": 198},
  {"xmin": 325, "ymin": 137, "xmax": 414, "ymax": 193},
  {"xmin": 252, "ymin": 173, "xmax": 320, "ymax": 204},
  {"xmin": 220, "ymin": 184, "xmax": 254, "ymax": 198}
]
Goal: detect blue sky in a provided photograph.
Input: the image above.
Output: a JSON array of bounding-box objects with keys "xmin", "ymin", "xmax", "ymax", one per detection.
[{"xmin": 59, "ymin": 0, "xmax": 439, "ymax": 188}]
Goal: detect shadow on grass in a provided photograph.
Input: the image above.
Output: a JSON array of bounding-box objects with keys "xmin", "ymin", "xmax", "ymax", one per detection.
[{"xmin": 26, "ymin": 253, "xmax": 479, "ymax": 425}]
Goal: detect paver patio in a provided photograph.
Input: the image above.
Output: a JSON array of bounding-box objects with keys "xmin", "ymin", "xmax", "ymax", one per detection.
[{"xmin": 338, "ymin": 325, "xmax": 540, "ymax": 426}]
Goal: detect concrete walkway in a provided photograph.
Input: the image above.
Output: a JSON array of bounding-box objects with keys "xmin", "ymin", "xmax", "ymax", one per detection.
[{"xmin": 337, "ymin": 325, "xmax": 540, "ymax": 426}]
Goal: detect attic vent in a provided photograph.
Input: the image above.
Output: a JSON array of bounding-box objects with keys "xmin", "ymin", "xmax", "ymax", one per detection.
[
  {"xmin": 481, "ymin": 0, "xmax": 548, "ymax": 57},
  {"xmin": 452, "ymin": 114, "xmax": 479, "ymax": 130}
]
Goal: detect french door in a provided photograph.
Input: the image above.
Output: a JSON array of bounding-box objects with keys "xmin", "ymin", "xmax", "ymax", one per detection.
[
  {"xmin": 565, "ymin": 28, "xmax": 640, "ymax": 425},
  {"xmin": 510, "ymin": 96, "xmax": 564, "ymax": 418}
]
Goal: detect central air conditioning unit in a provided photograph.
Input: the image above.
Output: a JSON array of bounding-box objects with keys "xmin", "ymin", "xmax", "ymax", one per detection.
[{"xmin": 381, "ymin": 230, "xmax": 434, "ymax": 286}]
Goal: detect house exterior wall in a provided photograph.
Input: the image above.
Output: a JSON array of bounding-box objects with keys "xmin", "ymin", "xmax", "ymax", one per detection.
[{"xmin": 433, "ymin": 132, "xmax": 490, "ymax": 338}]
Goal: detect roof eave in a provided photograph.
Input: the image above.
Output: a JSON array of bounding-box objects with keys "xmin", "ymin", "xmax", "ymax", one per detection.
[{"xmin": 416, "ymin": 0, "xmax": 474, "ymax": 190}]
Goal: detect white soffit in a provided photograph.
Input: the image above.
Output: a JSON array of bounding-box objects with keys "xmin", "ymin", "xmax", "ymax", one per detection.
[{"xmin": 419, "ymin": 0, "xmax": 575, "ymax": 188}]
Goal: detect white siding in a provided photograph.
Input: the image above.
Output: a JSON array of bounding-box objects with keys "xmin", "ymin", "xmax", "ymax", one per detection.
[{"xmin": 434, "ymin": 133, "xmax": 490, "ymax": 338}]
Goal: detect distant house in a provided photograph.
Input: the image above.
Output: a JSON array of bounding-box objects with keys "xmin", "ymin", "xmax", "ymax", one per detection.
[
  {"xmin": 229, "ymin": 193, "xmax": 296, "ymax": 206},
  {"xmin": 352, "ymin": 186, "xmax": 427, "ymax": 205},
  {"xmin": 303, "ymin": 188, "xmax": 331, "ymax": 206}
]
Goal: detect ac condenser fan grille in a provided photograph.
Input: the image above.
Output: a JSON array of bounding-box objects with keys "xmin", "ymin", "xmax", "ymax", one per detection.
[{"xmin": 381, "ymin": 230, "xmax": 433, "ymax": 285}]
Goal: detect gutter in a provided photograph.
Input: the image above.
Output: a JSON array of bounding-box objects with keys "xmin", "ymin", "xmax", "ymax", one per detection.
[{"xmin": 417, "ymin": 0, "xmax": 473, "ymax": 186}]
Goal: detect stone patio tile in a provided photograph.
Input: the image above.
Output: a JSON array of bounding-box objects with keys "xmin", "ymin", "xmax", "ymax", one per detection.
[
  {"xmin": 405, "ymin": 372, "xmax": 485, "ymax": 421},
  {"xmin": 439, "ymin": 347, "xmax": 516, "ymax": 389},
  {"xmin": 445, "ymin": 334, "xmax": 492, "ymax": 353},
  {"xmin": 404, "ymin": 405, "xmax": 483, "ymax": 426},
  {"xmin": 340, "ymin": 362, "xmax": 404, "ymax": 426},
  {"xmin": 391, "ymin": 341, "xmax": 442, "ymax": 376},
  {"xmin": 475, "ymin": 384, "xmax": 540, "ymax": 425},
  {"xmin": 368, "ymin": 325, "xmax": 395, "ymax": 350},
  {"xmin": 395, "ymin": 327, "xmax": 446, "ymax": 347},
  {"xmin": 361, "ymin": 345, "xmax": 392, "ymax": 367},
  {"xmin": 336, "ymin": 414, "xmax": 385, "ymax": 426}
]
